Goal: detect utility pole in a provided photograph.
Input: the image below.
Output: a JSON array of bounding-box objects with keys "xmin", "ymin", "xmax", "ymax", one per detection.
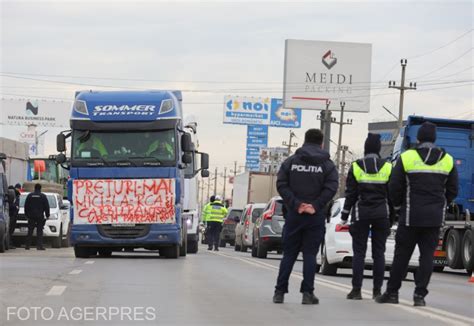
[
  {"xmin": 335, "ymin": 102, "xmax": 353, "ymax": 170},
  {"xmin": 222, "ymin": 167, "xmax": 227, "ymax": 200},
  {"xmin": 200, "ymin": 178, "xmax": 205, "ymax": 208},
  {"xmin": 317, "ymin": 100, "xmax": 333, "ymax": 153},
  {"xmin": 213, "ymin": 167, "xmax": 218, "ymax": 196},
  {"xmin": 282, "ymin": 130, "xmax": 298, "ymax": 155},
  {"xmin": 389, "ymin": 59, "xmax": 417, "ymax": 130},
  {"xmin": 339, "ymin": 145, "xmax": 349, "ymax": 197},
  {"xmin": 206, "ymin": 175, "xmax": 211, "ymax": 201}
]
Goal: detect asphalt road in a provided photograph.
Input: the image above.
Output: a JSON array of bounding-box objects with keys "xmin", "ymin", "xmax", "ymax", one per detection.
[{"xmin": 0, "ymin": 245, "xmax": 472, "ymax": 326}]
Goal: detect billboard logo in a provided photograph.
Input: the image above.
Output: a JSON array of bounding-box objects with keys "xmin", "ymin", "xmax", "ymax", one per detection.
[
  {"xmin": 322, "ymin": 50, "xmax": 337, "ymax": 70},
  {"xmin": 226, "ymin": 98, "xmax": 269, "ymax": 112},
  {"xmin": 26, "ymin": 101, "xmax": 39, "ymax": 116}
]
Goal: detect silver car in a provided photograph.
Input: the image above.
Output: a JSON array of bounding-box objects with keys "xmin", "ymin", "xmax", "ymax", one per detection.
[{"xmin": 234, "ymin": 203, "xmax": 266, "ymax": 252}]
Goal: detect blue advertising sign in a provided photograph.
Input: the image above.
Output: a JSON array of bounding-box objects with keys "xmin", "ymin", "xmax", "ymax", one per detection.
[
  {"xmin": 247, "ymin": 137, "xmax": 268, "ymax": 146},
  {"xmin": 269, "ymin": 98, "xmax": 302, "ymax": 128},
  {"xmin": 245, "ymin": 124, "xmax": 268, "ymax": 171},
  {"xmin": 247, "ymin": 125, "xmax": 269, "ymax": 137}
]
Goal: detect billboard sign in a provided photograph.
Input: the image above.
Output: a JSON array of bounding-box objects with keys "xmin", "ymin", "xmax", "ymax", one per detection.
[
  {"xmin": 223, "ymin": 96, "xmax": 271, "ymax": 125},
  {"xmin": 269, "ymin": 99, "xmax": 302, "ymax": 128},
  {"xmin": 246, "ymin": 124, "xmax": 268, "ymax": 172},
  {"xmin": 283, "ymin": 39, "xmax": 372, "ymax": 112},
  {"xmin": 1, "ymin": 99, "xmax": 71, "ymax": 127}
]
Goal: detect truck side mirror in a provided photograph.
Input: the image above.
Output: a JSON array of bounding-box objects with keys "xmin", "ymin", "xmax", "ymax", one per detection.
[
  {"xmin": 201, "ymin": 169, "xmax": 210, "ymax": 178},
  {"xmin": 182, "ymin": 153, "xmax": 192, "ymax": 164},
  {"xmin": 56, "ymin": 153, "xmax": 67, "ymax": 164},
  {"xmin": 181, "ymin": 133, "xmax": 193, "ymax": 153},
  {"xmin": 57, "ymin": 134, "xmax": 66, "ymax": 152},
  {"xmin": 200, "ymin": 153, "xmax": 209, "ymax": 170}
]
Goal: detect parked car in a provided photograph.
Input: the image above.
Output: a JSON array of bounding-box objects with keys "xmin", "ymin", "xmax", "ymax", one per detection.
[
  {"xmin": 316, "ymin": 198, "xmax": 420, "ymax": 276},
  {"xmin": 234, "ymin": 203, "xmax": 266, "ymax": 252},
  {"xmin": 252, "ymin": 196, "xmax": 285, "ymax": 258},
  {"xmin": 219, "ymin": 208, "xmax": 243, "ymax": 247},
  {"xmin": 14, "ymin": 192, "xmax": 71, "ymax": 248}
]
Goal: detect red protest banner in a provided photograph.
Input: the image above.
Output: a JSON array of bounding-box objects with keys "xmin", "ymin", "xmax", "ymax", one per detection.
[{"xmin": 73, "ymin": 178, "xmax": 176, "ymax": 224}]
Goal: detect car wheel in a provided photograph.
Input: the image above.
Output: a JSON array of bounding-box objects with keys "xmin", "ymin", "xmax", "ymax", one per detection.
[
  {"xmin": 61, "ymin": 224, "xmax": 70, "ymax": 247},
  {"xmin": 256, "ymin": 239, "xmax": 267, "ymax": 259},
  {"xmin": 461, "ymin": 229, "xmax": 473, "ymax": 274},
  {"xmin": 321, "ymin": 244, "xmax": 337, "ymax": 276},
  {"xmin": 240, "ymin": 236, "xmax": 247, "ymax": 252},
  {"xmin": 446, "ymin": 230, "xmax": 463, "ymax": 269},
  {"xmin": 219, "ymin": 240, "xmax": 226, "ymax": 248},
  {"xmin": 0, "ymin": 230, "xmax": 6, "ymax": 253},
  {"xmin": 234, "ymin": 241, "xmax": 241, "ymax": 251},
  {"xmin": 51, "ymin": 225, "xmax": 62, "ymax": 248},
  {"xmin": 230, "ymin": 240, "xmax": 235, "ymax": 246},
  {"xmin": 251, "ymin": 239, "xmax": 257, "ymax": 257}
]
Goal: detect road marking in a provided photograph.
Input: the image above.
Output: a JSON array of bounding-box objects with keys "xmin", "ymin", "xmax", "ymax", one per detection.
[
  {"xmin": 84, "ymin": 260, "xmax": 95, "ymax": 265},
  {"xmin": 209, "ymin": 251, "xmax": 471, "ymax": 326},
  {"xmin": 46, "ymin": 285, "xmax": 66, "ymax": 296},
  {"xmin": 69, "ymin": 269, "xmax": 82, "ymax": 275}
]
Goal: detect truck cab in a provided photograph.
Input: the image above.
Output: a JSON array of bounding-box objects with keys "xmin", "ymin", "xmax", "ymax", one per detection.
[{"xmin": 56, "ymin": 90, "xmax": 209, "ymax": 258}]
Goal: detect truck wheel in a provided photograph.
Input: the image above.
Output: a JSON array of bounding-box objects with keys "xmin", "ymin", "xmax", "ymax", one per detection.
[
  {"xmin": 219, "ymin": 240, "xmax": 226, "ymax": 248},
  {"xmin": 446, "ymin": 230, "xmax": 464, "ymax": 269},
  {"xmin": 162, "ymin": 245, "xmax": 179, "ymax": 259},
  {"xmin": 180, "ymin": 237, "xmax": 187, "ymax": 257},
  {"xmin": 256, "ymin": 239, "xmax": 267, "ymax": 259},
  {"xmin": 321, "ymin": 245, "xmax": 337, "ymax": 276},
  {"xmin": 187, "ymin": 240, "xmax": 198, "ymax": 254},
  {"xmin": 461, "ymin": 229, "xmax": 473, "ymax": 274},
  {"xmin": 98, "ymin": 249, "xmax": 112, "ymax": 257},
  {"xmin": 61, "ymin": 224, "xmax": 70, "ymax": 247},
  {"xmin": 51, "ymin": 225, "xmax": 62, "ymax": 248},
  {"xmin": 0, "ymin": 230, "xmax": 6, "ymax": 253},
  {"xmin": 74, "ymin": 245, "xmax": 92, "ymax": 258}
]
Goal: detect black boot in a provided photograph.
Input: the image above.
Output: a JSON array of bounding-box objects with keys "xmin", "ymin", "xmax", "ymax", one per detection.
[
  {"xmin": 413, "ymin": 294, "xmax": 426, "ymax": 307},
  {"xmin": 372, "ymin": 288, "xmax": 382, "ymax": 300},
  {"xmin": 273, "ymin": 290, "xmax": 284, "ymax": 304},
  {"xmin": 346, "ymin": 288, "xmax": 362, "ymax": 300},
  {"xmin": 214, "ymin": 247, "xmax": 219, "ymax": 251},
  {"xmin": 37, "ymin": 247, "xmax": 46, "ymax": 251},
  {"xmin": 375, "ymin": 292, "xmax": 399, "ymax": 304},
  {"xmin": 302, "ymin": 292, "xmax": 319, "ymax": 305},
  {"xmin": 207, "ymin": 247, "xmax": 212, "ymax": 250}
]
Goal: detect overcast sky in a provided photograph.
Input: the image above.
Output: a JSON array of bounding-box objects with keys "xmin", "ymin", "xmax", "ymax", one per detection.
[{"xmin": 0, "ymin": 0, "xmax": 472, "ymax": 189}]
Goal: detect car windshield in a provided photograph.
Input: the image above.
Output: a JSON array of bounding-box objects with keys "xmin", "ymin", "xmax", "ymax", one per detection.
[
  {"xmin": 19, "ymin": 194, "xmax": 57, "ymax": 208},
  {"xmin": 72, "ymin": 129, "xmax": 176, "ymax": 165},
  {"xmin": 252, "ymin": 208, "xmax": 264, "ymax": 222},
  {"xmin": 227, "ymin": 209, "xmax": 243, "ymax": 219}
]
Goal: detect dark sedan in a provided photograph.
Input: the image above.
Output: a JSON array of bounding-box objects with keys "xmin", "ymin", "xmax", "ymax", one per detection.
[
  {"xmin": 252, "ymin": 197, "xmax": 285, "ymax": 258},
  {"xmin": 219, "ymin": 208, "xmax": 243, "ymax": 247}
]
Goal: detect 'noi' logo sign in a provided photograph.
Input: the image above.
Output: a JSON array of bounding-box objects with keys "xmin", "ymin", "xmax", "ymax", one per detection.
[{"xmin": 322, "ymin": 50, "xmax": 337, "ymax": 70}]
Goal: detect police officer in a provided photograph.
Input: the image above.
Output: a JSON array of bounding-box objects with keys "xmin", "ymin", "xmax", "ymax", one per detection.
[
  {"xmin": 377, "ymin": 122, "xmax": 458, "ymax": 307},
  {"xmin": 339, "ymin": 133, "xmax": 393, "ymax": 300},
  {"xmin": 201, "ymin": 195, "xmax": 215, "ymax": 245},
  {"xmin": 273, "ymin": 129, "xmax": 338, "ymax": 305},
  {"xmin": 7, "ymin": 184, "xmax": 22, "ymax": 249},
  {"xmin": 24, "ymin": 183, "xmax": 50, "ymax": 250},
  {"xmin": 205, "ymin": 195, "xmax": 227, "ymax": 251}
]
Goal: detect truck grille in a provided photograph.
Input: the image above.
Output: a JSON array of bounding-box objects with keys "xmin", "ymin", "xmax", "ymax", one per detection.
[{"xmin": 97, "ymin": 224, "xmax": 151, "ymax": 239}]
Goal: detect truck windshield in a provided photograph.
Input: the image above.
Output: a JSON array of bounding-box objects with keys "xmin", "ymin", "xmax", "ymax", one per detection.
[
  {"xmin": 72, "ymin": 129, "xmax": 176, "ymax": 165},
  {"xmin": 29, "ymin": 159, "xmax": 58, "ymax": 182}
]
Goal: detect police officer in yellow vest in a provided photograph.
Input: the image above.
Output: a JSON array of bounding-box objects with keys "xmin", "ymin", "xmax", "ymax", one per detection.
[
  {"xmin": 340, "ymin": 133, "xmax": 394, "ymax": 300},
  {"xmin": 377, "ymin": 122, "xmax": 458, "ymax": 307},
  {"xmin": 206, "ymin": 195, "xmax": 228, "ymax": 251}
]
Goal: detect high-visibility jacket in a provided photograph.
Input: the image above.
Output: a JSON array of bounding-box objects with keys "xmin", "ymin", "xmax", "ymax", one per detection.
[
  {"xmin": 77, "ymin": 137, "xmax": 108, "ymax": 157},
  {"xmin": 389, "ymin": 146, "xmax": 458, "ymax": 227},
  {"xmin": 146, "ymin": 141, "xmax": 174, "ymax": 158},
  {"xmin": 342, "ymin": 155, "xmax": 393, "ymax": 222},
  {"xmin": 201, "ymin": 202, "xmax": 212, "ymax": 222},
  {"xmin": 206, "ymin": 200, "xmax": 228, "ymax": 223}
]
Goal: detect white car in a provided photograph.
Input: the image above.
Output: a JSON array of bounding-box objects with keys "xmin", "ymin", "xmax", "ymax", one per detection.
[
  {"xmin": 14, "ymin": 192, "xmax": 71, "ymax": 248},
  {"xmin": 234, "ymin": 203, "xmax": 266, "ymax": 252},
  {"xmin": 317, "ymin": 198, "xmax": 419, "ymax": 276}
]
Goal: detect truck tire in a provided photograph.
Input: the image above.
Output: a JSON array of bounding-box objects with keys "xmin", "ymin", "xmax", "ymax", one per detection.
[
  {"xmin": 446, "ymin": 230, "xmax": 464, "ymax": 269},
  {"xmin": 74, "ymin": 245, "xmax": 92, "ymax": 258},
  {"xmin": 256, "ymin": 239, "xmax": 267, "ymax": 259},
  {"xmin": 162, "ymin": 245, "xmax": 179, "ymax": 259},
  {"xmin": 180, "ymin": 237, "xmax": 187, "ymax": 257},
  {"xmin": 98, "ymin": 249, "xmax": 112, "ymax": 257},
  {"xmin": 61, "ymin": 224, "xmax": 70, "ymax": 248},
  {"xmin": 0, "ymin": 229, "xmax": 6, "ymax": 253},
  {"xmin": 219, "ymin": 240, "xmax": 226, "ymax": 248},
  {"xmin": 51, "ymin": 225, "xmax": 62, "ymax": 248},
  {"xmin": 187, "ymin": 240, "xmax": 198, "ymax": 254},
  {"xmin": 461, "ymin": 229, "xmax": 473, "ymax": 273},
  {"xmin": 321, "ymin": 245, "xmax": 337, "ymax": 276}
]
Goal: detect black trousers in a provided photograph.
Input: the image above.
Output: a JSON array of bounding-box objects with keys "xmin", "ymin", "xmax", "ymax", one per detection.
[
  {"xmin": 275, "ymin": 213, "xmax": 325, "ymax": 294},
  {"xmin": 207, "ymin": 221, "xmax": 222, "ymax": 249},
  {"xmin": 349, "ymin": 218, "xmax": 390, "ymax": 290},
  {"xmin": 386, "ymin": 225, "xmax": 440, "ymax": 297},
  {"xmin": 26, "ymin": 218, "xmax": 46, "ymax": 248},
  {"xmin": 8, "ymin": 209, "xmax": 18, "ymax": 238}
]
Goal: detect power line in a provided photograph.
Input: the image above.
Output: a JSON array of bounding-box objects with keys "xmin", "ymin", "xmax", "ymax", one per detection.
[{"xmin": 407, "ymin": 29, "xmax": 473, "ymax": 60}]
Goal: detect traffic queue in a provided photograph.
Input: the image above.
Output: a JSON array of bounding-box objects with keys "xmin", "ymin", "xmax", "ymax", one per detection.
[{"xmin": 201, "ymin": 123, "xmax": 460, "ymax": 307}]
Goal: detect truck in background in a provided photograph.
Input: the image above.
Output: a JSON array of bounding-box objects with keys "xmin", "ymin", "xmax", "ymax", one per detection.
[
  {"xmin": 232, "ymin": 172, "xmax": 279, "ymax": 209},
  {"xmin": 0, "ymin": 153, "xmax": 16, "ymax": 252},
  {"xmin": 25, "ymin": 156, "xmax": 69, "ymax": 197},
  {"xmin": 392, "ymin": 115, "xmax": 473, "ymax": 273},
  {"xmin": 0, "ymin": 137, "xmax": 29, "ymax": 186},
  {"xmin": 56, "ymin": 90, "xmax": 209, "ymax": 258}
]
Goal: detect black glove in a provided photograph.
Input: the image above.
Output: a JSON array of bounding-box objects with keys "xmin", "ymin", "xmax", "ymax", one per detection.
[{"xmin": 340, "ymin": 212, "xmax": 349, "ymax": 223}]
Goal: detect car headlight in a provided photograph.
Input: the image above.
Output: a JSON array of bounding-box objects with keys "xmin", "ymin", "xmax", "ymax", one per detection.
[{"xmin": 48, "ymin": 213, "xmax": 59, "ymax": 220}]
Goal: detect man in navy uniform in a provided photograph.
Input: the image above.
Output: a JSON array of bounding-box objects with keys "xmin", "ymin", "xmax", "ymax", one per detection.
[
  {"xmin": 24, "ymin": 183, "xmax": 50, "ymax": 250},
  {"xmin": 273, "ymin": 129, "xmax": 338, "ymax": 304}
]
